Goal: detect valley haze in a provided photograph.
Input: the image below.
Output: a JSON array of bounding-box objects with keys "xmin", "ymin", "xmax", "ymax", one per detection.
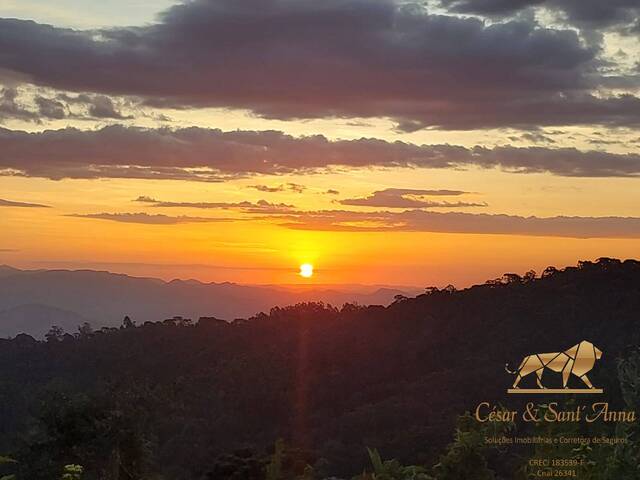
[{"xmin": 0, "ymin": 265, "xmax": 421, "ymax": 338}]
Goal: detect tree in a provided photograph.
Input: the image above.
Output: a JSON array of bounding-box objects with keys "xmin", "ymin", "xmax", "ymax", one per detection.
[
  {"xmin": 0, "ymin": 455, "xmax": 17, "ymax": 480},
  {"xmin": 121, "ymin": 316, "xmax": 135, "ymax": 329},
  {"xmin": 76, "ymin": 322, "xmax": 93, "ymax": 338},
  {"xmin": 432, "ymin": 413, "xmax": 512, "ymax": 480},
  {"xmin": 61, "ymin": 464, "xmax": 83, "ymax": 480},
  {"xmin": 354, "ymin": 448, "xmax": 432, "ymax": 480},
  {"xmin": 45, "ymin": 326, "xmax": 64, "ymax": 343},
  {"xmin": 14, "ymin": 390, "xmax": 154, "ymax": 480},
  {"xmin": 604, "ymin": 348, "xmax": 640, "ymax": 478}
]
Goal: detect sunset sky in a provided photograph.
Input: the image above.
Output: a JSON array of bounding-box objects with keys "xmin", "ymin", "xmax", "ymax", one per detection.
[{"xmin": 1, "ymin": 0, "xmax": 640, "ymax": 286}]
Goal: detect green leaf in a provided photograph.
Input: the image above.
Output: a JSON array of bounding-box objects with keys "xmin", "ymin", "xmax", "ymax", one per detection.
[{"xmin": 367, "ymin": 447, "xmax": 384, "ymax": 474}]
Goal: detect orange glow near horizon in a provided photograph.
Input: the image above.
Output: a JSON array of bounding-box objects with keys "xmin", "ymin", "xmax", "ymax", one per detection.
[{"xmin": 2, "ymin": 172, "xmax": 640, "ymax": 288}]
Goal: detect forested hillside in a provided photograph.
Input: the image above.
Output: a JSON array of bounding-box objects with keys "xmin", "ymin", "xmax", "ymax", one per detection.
[{"xmin": 1, "ymin": 258, "xmax": 639, "ymax": 479}]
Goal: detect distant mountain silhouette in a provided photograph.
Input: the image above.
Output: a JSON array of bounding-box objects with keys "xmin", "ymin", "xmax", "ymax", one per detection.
[
  {"xmin": 0, "ymin": 265, "xmax": 21, "ymax": 278},
  {"xmin": 0, "ymin": 304, "xmax": 90, "ymax": 338},
  {"xmin": 0, "ymin": 266, "xmax": 420, "ymax": 337}
]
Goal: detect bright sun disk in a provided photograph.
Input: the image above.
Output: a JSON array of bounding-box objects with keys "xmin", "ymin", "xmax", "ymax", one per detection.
[{"xmin": 299, "ymin": 263, "xmax": 314, "ymax": 278}]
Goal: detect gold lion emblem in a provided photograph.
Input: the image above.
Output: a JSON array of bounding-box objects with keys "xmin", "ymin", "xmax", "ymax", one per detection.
[{"xmin": 506, "ymin": 340, "xmax": 603, "ymax": 390}]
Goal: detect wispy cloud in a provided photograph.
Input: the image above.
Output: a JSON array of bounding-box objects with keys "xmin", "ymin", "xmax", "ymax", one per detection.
[
  {"xmin": 63, "ymin": 201, "xmax": 640, "ymax": 238},
  {"xmin": 268, "ymin": 209, "xmax": 640, "ymax": 239},
  {"xmin": 66, "ymin": 212, "xmax": 232, "ymax": 225},
  {"xmin": 338, "ymin": 188, "xmax": 486, "ymax": 208},
  {"xmin": 0, "ymin": 198, "xmax": 50, "ymax": 208},
  {"xmin": 135, "ymin": 196, "xmax": 295, "ymax": 213},
  {"xmin": 248, "ymin": 183, "xmax": 306, "ymax": 194},
  {"xmin": 441, "ymin": 0, "xmax": 640, "ymax": 32}
]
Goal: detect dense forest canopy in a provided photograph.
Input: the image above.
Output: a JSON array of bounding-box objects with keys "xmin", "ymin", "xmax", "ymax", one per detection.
[{"xmin": 0, "ymin": 258, "xmax": 639, "ymax": 479}]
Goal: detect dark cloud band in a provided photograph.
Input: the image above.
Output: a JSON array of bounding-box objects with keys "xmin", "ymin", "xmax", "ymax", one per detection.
[
  {"xmin": 0, "ymin": 0, "xmax": 637, "ymax": 129},
  {"xmin": 1, "ymin": 125, "xmax": 640, "ymax": 181}
]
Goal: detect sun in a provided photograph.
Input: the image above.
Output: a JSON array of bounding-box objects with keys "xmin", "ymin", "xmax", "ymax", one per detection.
[{"xmin": 299, "ymin": 263, "xmax": 314, "ymax": 278}]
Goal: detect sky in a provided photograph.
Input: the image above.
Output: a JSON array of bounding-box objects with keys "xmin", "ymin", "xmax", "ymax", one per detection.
[{"xmin": 1, "ymin": 0, "xmax": 639, "ymax": 286}]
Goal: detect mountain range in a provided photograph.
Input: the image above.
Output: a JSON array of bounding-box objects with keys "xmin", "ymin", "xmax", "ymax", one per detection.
[{"xmin": 0, "ymin": 265, "xmax": 420, "ymax": 337}]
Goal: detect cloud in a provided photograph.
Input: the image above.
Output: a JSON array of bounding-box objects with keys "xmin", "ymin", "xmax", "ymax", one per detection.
[
  {"xmin": 0, "ymin": 1, "xmax": 637, "ymax": 129},
  {"xmin": 135, "ymin": 196, "xmax": 295, "ymax": 212},
  {"xmin": 517, "ymin": 132, "xmax": 556, "ymax": 144},
  {"xmin": 86, "ymin": 95, "xmax": 131, "ymax": 119},
  {"xmin": 0, "ymin": 87, "xmax": 37, "ymax": 121},
  {"xmin": 339, "ymin": 188, "xmax": 486, "ymax": 208},
  {"xmin": 248, "ymin": 183, "xmax": 306, "ymax": 193},
  {"xmin": 59, "ymin": 200, "xmax": 640, "ymax": 238},
  {"xmin": 35, "ymin": 96, "xmax": 66, "ymax": 119},
  {"xmin": 440, "ymin": 0, "xmax": 640, "ymax": 31},
  {"xmin": 57, "ymin": 92, "xmax": 132, "ymax": 119},
  {"xmin": 325, "ymin": 189, "xmax": 340, "ymax": 195},
  {"xmin": 65, "ymin": 212, "xmax": 231, "ymax": 225},
  {"xmin": 0, "ymin": 198, "xmax": 49, "ymax": 208},
  {"xmin": 441, "ymin": 0, "xmax": 544, "ymax": 15},
  {"xmin": 270, "ymin": 209, "xmax": 640, "ymax": 238},
  {"xmin": 2, "ymin": 125, "xmax": 640, "ymax": 182},
  {"xmin": 0, "ymin": 88, "xmax": 134, "ymax": 122}
]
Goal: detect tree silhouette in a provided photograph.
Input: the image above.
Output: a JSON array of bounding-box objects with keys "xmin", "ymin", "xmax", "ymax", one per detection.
[{"xmin": 44, "ymin": 325, "xmax": 64, "ymax": 343}]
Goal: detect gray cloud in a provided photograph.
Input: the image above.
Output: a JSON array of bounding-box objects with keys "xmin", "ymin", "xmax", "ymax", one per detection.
[
  {"xmin": 0, "ymin": 198, "xmax": 49, "ymax": 208},
  {"xmin": 271, "ymin": 209, "xmax": 640, "ymax": 238},
  {"xmin": 86, "ymin": 95, "xmax": 131, "ymax": 119},
  {"xmin": 0, "ymin": 88, "xmax": 134, "ymax": 122},
  {"xmin": 442, "ymin": 0, "xmax": 544, "ymax": 15},
  {"xmin": 57, "ymin": 92, "xmax": 132, "ymax": 119},
  {"xmin": 248, "ymin": 183, "xmax": 306, "ymax": 193},
  {"xmin": 0, "ymin": 1, "xmax": 636, "ymax": 130},
  {"xmin": 34, "ymin": 96, "xmax": 66, "ymax": 119},
  {"xmin": 339, "ymin": 188, "xmax": 487, "ymax": 208},
  {"xmin": 440, "ymin": 0, "xmax": 640, "ymax": 31},
  {"xmin": 517, "ymin": 132, "xmax": 557, "ymax": 144},
  {"xmin": 135, "ymin": 196, "xmax": 295, "ymax": 212},
  {"xmin": 66, "ymin": 212, "xmax": 231, "ymax": 225},
  {"xmin": 0, "ymin": 87, "xmax": 37, "ymax": 121},
  {"xmin": 2, "ymin": 125, "xmax": 640, "ymax": 181}
]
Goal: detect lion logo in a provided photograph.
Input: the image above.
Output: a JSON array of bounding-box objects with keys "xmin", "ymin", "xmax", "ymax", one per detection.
[{"xmin": 506, "ymin": 340, "xmax": 603, "ymax": 391}]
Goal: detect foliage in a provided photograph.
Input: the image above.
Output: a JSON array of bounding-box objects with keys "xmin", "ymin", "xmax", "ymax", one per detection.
[
  {"xmin": 603, "ymin": 347, "xmax": 640, "ymax": 479},
  {"xmin": 61, "ymin": 464, "xmax": 83, "ymax": 480},
  {"xmin": 13, "ymin": 389, "xmax": 154, "ymax": 480},
  {"xmin": 44, "ymin": 325, "xmax": 65, "ymax": 343},
  {"xmin": 431, "ymin": 413, "xmax": 512, "ymax": 480},
  {"xmin": 352, "ymin": 448, "xmax": 432, "ymax": 480},
  {"xmin": 0, "ymin": 455, "xmax": 17, "ymax": 480}
]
